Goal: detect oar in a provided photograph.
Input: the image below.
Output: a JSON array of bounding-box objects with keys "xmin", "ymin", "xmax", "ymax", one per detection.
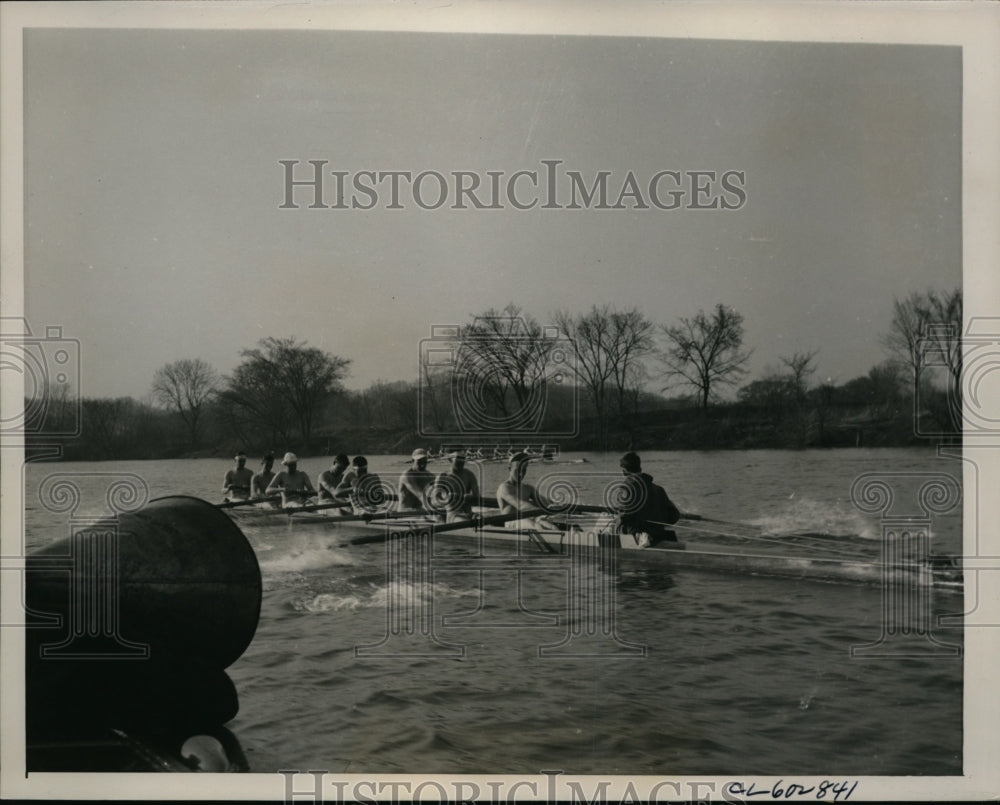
[
  {"xmin": 334, "ymin": 508, "xmax": 548, "ymax": 547},
  {"xmin": 217, "ymin": 496, "xmax": 281, "ymax": 509},
  {"xmin": 678, "ymin": 512, "xmax": 762, "ymax": 529},
  {"xmin": 320, "ymin": 509, "xmax": 434, "ymax": 525},
  {"xmin": 536, "ymin": 502, "xmax": 711, "ymax": 525},
  {"xmin": 267, "ymin": 493, "xmax": 402, "ymax": 516},
  {"xmin": 279, "ymin": 499, "xmax": 353, "ymax": 515},
  {"xmin": 217, "ymin": 496, "xmax": 335, "ymax": 513}
]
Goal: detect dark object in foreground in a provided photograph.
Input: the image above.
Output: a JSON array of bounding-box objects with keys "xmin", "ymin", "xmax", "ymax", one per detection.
[{"xmin": 25, "ymin": 496, "xmax": 262, "ymax": 772}]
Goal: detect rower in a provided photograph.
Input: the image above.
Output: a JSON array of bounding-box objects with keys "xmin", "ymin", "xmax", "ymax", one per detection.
[
  {"xmin": 612, "ymin": 452, "xmax": 680, "ymax": 547},
  {"xmin": 250, "ymin": 453, "xmax": 277, "ymax": 504},
  {"xmin": 265, "ymin": 452, "xmax": 317, "ymax": 508},
  {"xmin": 398, "ymin": 449, "xmax": 434, "ymax": 513},
  {"xmin": 431, "ymin": 450, "xmax": 479, "ymax": 523},
  {"xmin": 335, "ymin": 456, "xmax": 386, "ymax": 515},
  {"xmin": 318, "ymin": 454, "xmax": 350, "ymax": 504},
  {"xmin": 496, "ymin": 452, "xmax": 552, "ymax": 529},
  {"xmin": 222, "ymin": 453, "xmax": 253, "ymax": 502}
]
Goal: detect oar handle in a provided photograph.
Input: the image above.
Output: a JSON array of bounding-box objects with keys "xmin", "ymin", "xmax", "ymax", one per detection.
[
  {"xmin": 337, "ymin": 507, "xmax": 550, "ymax": 546},
  {"xmin": 322, "ymin": 509, "xmax": 429, "ymax": 524},
  {"xmin": 280, "ymin": 500, "xmax": 347, "ymax": 514},
  {"xmin": 217, "ymin": 496, "xmax": 281, "ymax": 509},
  {"xmin": 543, "ymin": 502, "xmax": 703, "ymax": 523}
]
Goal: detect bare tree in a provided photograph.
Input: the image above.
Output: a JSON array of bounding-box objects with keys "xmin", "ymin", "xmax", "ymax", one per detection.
[
  {"xmin": 883, "ymin": 291, "xmax": 932, "ymax": 403},
  {"xmin": 884, "ymin": 288, "xmax": 962, "ymax": 433},
  {"xmin": 349, "ymin": 380, "xmax": 416, "ymax": 429},
  {"xmin": 454, "ymin": 304, "xmax": 557, "ymax": 433},
  {"xmin": 608, "ymin": 308, "xmax": 656, "ymax": 425},
  {"xmin": 82, "ymin": 397, "xmax": 144, "ymax": 459},
  {"xmin": 554, "ymin": 305, "xmax": 617, "ymax": 447},
  {"xmin": 221, "ymin": 337, "xmax": 350, "ymax": 449},
  {"xmin": 923, "ymin": 288, "xmax": 963, "ymax": 419},
  {"xmin": 215, "ymin": 365, "xmax": 292, "ymax": 448},
  {"xmin": 419, "ymin": 357, "xmax": 449, "ymax": 433},
  {"xmin": 660, "ymin": 304, "xmax": 752, "ymax": 408},
  {"xmin": 737, "ymin": 374, "xmax": 795, "ymax": 409},
  {"xmin": 780, "ymin": 350, "xmax": 819, "ymax": 404},
  {"xmin": 151, "ymin": 358, "xmax": 219, "ymax": 447}
]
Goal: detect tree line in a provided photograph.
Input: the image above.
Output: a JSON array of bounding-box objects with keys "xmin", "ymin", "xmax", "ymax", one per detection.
[{"xmin": 35, "ymin": 289, "xmax": 962, "ymax": 460}]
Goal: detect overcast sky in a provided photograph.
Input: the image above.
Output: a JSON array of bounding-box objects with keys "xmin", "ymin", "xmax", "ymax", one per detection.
[{"xmin": 23, "ymin": 27, "xmax": 961, "ymax": 398}]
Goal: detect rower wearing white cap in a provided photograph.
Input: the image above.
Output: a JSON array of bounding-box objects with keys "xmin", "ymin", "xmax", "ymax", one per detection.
[
  {"xmin": 431, "ymin": 450, "xmax": 480, "ymax": 522},
  {"xmin": 264, "ymin": 452, "xmax": 317, "ymax": 508},
  {"xmin": 398, "ymin": 448, "xmax": 434, "ymax": 513},
  {"xmin": 222, "ymin": 452, "xmax": 254, "ymax": 502}
]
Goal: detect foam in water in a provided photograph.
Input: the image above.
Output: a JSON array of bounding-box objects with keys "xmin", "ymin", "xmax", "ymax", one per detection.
[
  {"xmin": 257, "ymin": 532, "xmax": 360, "ymax": 573},
  {"xmin": 748, "ymin": 496, "xmax": 878, "ymax": 540},
  {"xmin": 293, "ymin": 593, "xmax": 365, "ymax": 613},
  {"xmin": 293, "ymin": 580, "xmax": 480, "ymax": 614}
]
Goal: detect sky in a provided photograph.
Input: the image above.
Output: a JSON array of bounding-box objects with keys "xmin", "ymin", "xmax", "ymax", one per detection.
[{"xmin": 21, "ymin": 23, "xmax": 963, "ymax": 399}]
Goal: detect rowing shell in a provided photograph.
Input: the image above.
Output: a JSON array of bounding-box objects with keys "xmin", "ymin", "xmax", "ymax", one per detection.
[{"xmin": 246, "ymin": 510, "xmax": 963, "ymax": 592}]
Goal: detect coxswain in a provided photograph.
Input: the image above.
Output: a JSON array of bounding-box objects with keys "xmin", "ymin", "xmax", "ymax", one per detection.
[{"xmin": 612, "ymin": 452, "xmax": 680, "ymax": 547}]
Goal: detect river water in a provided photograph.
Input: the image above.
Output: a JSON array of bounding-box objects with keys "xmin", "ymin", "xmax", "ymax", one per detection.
[{"xmin": 22, "ymin": 448, "xmax": 964, "ymax": 776}]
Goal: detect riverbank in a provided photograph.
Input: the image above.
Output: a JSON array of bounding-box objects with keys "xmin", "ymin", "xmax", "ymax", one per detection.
[{"xmin": 39, "ymin": 402, "xmax": 955, "ymax": 463}]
